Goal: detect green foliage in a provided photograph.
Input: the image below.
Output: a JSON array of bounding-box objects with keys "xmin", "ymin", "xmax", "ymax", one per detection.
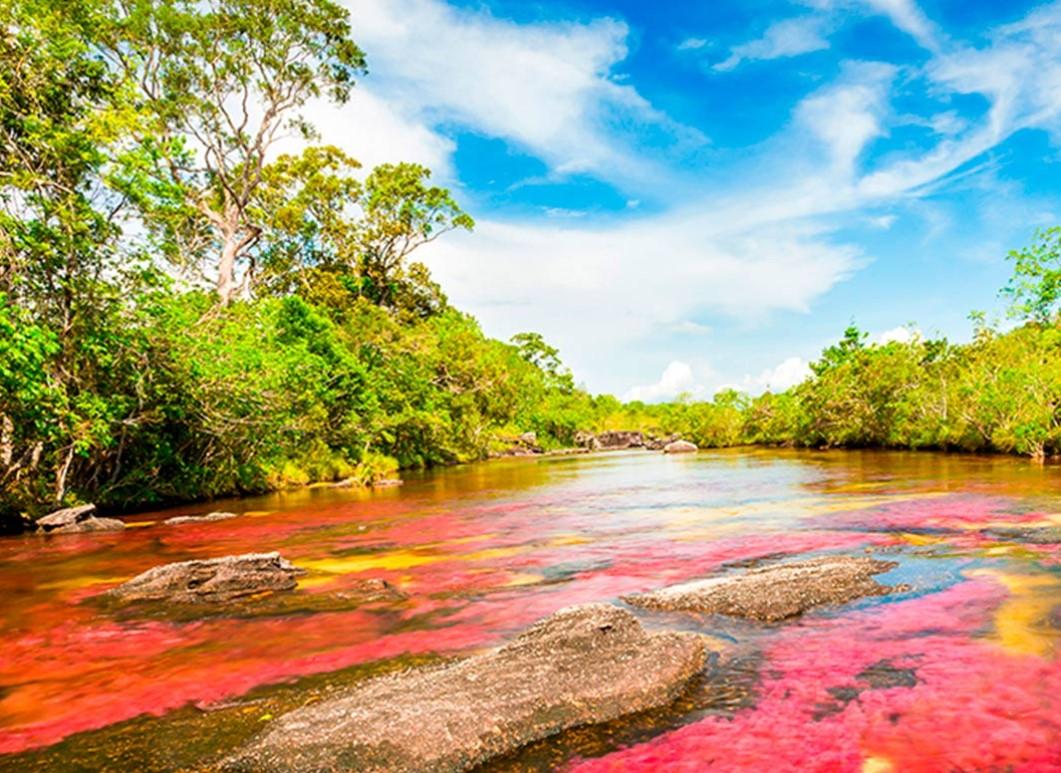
[
  {"xmin": 353, "ymin": 163, "xmax": 474, "ymax": 313},
  {"xmin": 103, "ymin": 0, "xmax": 367, "ymax": 301},
  {"xmin": 1002, "ymin": 226, "xmax": 1061, "ymax": 324},
  {"xmin": 1, "ymin": 0, "xmax": 1057, "ymax": 531}
]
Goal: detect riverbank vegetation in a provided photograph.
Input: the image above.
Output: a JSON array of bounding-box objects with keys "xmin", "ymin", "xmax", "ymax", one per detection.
[{"xmin": 1, "ymin": 1, "xmax": 1058, "ymax": 528}]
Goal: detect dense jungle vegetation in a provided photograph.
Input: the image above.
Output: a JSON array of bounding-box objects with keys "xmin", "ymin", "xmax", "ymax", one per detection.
[{"xmin": 1, "ymin": 0, "xmax": 1058, "ymax": 529}]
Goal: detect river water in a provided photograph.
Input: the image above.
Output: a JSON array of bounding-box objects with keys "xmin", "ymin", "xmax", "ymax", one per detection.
[{"xmin": 0, "ymin": 449, "xmax": 1058, "ymax": 771}]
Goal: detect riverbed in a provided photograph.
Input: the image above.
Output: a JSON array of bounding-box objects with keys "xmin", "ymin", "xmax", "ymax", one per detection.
[{"xmin": 0, "ymin": 449, "xmax": 1058, "ymax": 771}]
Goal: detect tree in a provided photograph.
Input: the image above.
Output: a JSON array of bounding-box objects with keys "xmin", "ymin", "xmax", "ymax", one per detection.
[
  {"xmin": 250, "ymin": 144, "xmax": 363, "ymax": 297},
  {"xmin": 250, "ymin": 154, "xmax": 466, "ymax": 317},
  {"xmin": 810, "ymin": 323, "xmax": 867, "ymax": 376},
  {"xmin": 1002, "ymin": 226, "xmax": 1061, "ymax": 324},
  {"xmin": 0, "ymin": 0, "xmax": 153, "ymax": 510},
  {"xmin": 511, "ymin": 332, "xmax": 575, "ymax": 393},
  {"xmin": 354, "ymin": 163, "xmax": 474, "ymax": 310},
  {"xmin": 105, "ymin": 0, "xmax": 367, "ymax": 303}
]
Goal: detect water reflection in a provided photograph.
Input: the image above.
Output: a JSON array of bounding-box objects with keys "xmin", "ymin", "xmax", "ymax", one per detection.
[{"xmin": 0, "ymin": 450, "xmax": 1057, "ymax": 770}]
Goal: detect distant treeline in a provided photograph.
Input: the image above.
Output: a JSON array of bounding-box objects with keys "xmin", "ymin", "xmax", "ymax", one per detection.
[
  {"xmin": 606, "ymin": 315, "xmax": 1060, "ymax": 463},
  {"xmin": 1, "ymin": 1, "xmax": 1058, "ymax": 528}
]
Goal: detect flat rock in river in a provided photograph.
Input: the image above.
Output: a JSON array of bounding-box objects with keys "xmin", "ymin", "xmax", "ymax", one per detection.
[
  {"xmin": 224, "ymin": 603, "xmax": 707, "ymax": 772},
  {"xmin": 663, "ymin": 439, "xmax": 698, "ymax": 454},
  {"xmin": 36, "ymin": 504, "xmax": 125, "ymax": 533},
  {"xmin": 163, "ymin": 511, "xmax": 239, "ymax": 525},
  {"xmin": 107, "ymin": 552, "xmax": 304, "ymax": 604},
  {"xmin": 622, "ymin": 555, "xmax": 905, "ymax": 622},
  {"xmin": 981, "ymin": 525, "xmax": 1061, "ymax": 544}
]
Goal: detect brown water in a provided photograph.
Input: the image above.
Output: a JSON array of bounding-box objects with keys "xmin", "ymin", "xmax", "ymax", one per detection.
[{"xmin": 0, "ymin": 449, "xmax": 1058, "ymax": 771}]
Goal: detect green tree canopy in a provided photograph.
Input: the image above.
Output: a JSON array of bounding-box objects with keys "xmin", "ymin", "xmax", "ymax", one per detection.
[
  {"xmin": 104, "ymin": 0, "xmax": 367, "ymax": 302},
  {"xmin": 1003, "ymin": 226, "xmax": 1061, "ymax": 324}
]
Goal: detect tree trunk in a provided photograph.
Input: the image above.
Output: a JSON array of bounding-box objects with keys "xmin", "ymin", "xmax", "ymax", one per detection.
[{"xmin": 217, "ymin": 233, "xmax": 239, "ymax": 305}]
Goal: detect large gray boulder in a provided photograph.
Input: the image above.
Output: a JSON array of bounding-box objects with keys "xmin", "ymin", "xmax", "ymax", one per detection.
[
  {"xmin": 36, "ymin": 504, "xmax": 125, "ymax": 534},
  {"xmin": 107, "ymin": 552, "xmax": 304, "ymax": 604},
  {"xmin": 663, "ymin": 439, "xmax": 698, "ymax": 454},
  {"xmin": 623, "ymin": 556, "xmax": 905, "ymax": 622},
  {"xmin": 225, "ymin": 603, "xmax": 706, "ymax": 772}
]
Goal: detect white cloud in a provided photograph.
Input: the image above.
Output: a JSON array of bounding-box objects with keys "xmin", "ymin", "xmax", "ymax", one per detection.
[
  {"xmin": 624, "ymin": 361, "xmax": 701, "ymax": 402},
  {"xmin": 677, "ymin": 37, "xmax": 710, "ymax": 51},
  {"xmin": 301, "ymin": 88, "xmax": 456, "ymax": 179},
  {"xmin": 343, "ymin": 0, "xmax": 699, "ymax": 189},
  {"xmin": 669, "ymin": 320, "xmax": 713, "ymax": 336},
  {"xmin": 758, "ymin": 356, "xmax": 813, "ymax": 391},
  {"xmin": 875, "ymin": 325, "xmax": 920, "ymax": 344},
  {"xmin": 849, "ymin": 3, "xmax": 1061, "ymax": 201},
  {"xmin": 422, "ymin": 212, "xmax": 860, "ymax": 388},
  {"xmin": 796, "ymin": 62, "xmax": 896, "ymax": 178},
  {"xmin": 800, "ymin": 0, "xmax": 940, "ymax": 50},
  {"xmin": 715, "ymin": 16, "xmax": 831, "ymax": 71},
  {"xmin": 296, "ymin": 0, "xmax": 1061, "ymax": 396},
  {"xmin": 862, "ymin": 0, "xmax": 940, "ymax": 50},
  {"xmin": 724, "ymin": 356, "xmax": 812, "ymax": 395}
]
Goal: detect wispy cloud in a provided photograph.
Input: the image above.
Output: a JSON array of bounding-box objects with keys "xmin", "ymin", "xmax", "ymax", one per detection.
[
  {"xmin": 314, "ymin": 0, "xmax": 1061, "ymax": 394},
  {"xmin": 861, "ymin": 0, "xmax": 941, "ymax": 50},
  {"xmin": 343, "ymin": 0, "xmax": 704, "ymax": 191},
  {"xmin": 713, "ymin": 16, "xmax": 832, "ymax": 71}
]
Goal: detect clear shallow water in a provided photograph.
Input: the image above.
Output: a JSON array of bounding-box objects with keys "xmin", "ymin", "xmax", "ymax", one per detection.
[{"xmin": 0, "ymin": 449, "xmax": 1058, "ymax": 771}]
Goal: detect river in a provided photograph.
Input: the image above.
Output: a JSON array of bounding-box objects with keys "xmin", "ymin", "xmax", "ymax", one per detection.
[{"xmin": 0, "ymin": 449, "xmax": 1058, "ymax": 771}]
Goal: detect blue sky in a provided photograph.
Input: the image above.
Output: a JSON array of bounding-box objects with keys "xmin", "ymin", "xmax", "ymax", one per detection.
[{"xmin": 319, "ymin": 0, "xmax": 1061, "ymax": 399}]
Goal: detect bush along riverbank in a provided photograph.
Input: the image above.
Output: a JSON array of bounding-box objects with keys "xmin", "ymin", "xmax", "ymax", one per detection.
[{"xmin": 2, "ymin": 1, "xmax": 1059, "ymax": 531}]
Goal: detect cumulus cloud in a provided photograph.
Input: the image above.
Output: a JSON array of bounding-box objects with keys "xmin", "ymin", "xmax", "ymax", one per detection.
[
  {"xmin": 714, "ymin": 16, "xmax": 831, "ymax": 71},
  {"xmin": 753, "ymin": 356, "xmax": 813, "ymax": 392},
  {"xmin": 875, "ymin": 325, "xmax": 921, "ymax": 344},
  {"xmin": 715, "ymin": 356, "xmax": 813, "ymax": 396},
  {"xmin": 624, "ymin": 361, "xmax": 701, "ymax": 402}
]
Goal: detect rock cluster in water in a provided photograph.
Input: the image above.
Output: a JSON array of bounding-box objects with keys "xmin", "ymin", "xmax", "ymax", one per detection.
[
  {"xmin": 623, "ymin": 555, "xmax": 906, "ymax": 622},
  {"xmin": 36, "ymin": 504, "xmax": 125, "ymax": 534},
  {"xmin": 225, "ymin": 603, "xmax": 707, "ymax": 772},
  {"xmin": 107, "ymin": 552, "xmax": 304, "ymax": 604}
]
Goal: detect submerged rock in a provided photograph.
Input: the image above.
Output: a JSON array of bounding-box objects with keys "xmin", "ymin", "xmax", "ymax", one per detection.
[
  {"xmin": 163, "ymin": 511, "xmax": 239, "ymax": 525},
  {"xmin": 981, "ymin": 525, "xmax": 1061, "ymax": 544},
  {"xmin": 36, "ymin": 504, "xmax": 125, "ymax": 534},
  {"xmin": 623, "ymin": 556, "xmax": 905, "ymax": 622},
  {"xmin": 333, "ymin": 577, "xmax": 405, "ymax": 604},
  {"xmin": 225, "ymin": 603, "xmax": 706, "ymax": 772},
  {"xmin": 663, "ymin": 439, "xmax": 698, "ymax": 454},
  {"xmin": 107, "ymin": 552, "xmax": 304, "ymax": 604}
]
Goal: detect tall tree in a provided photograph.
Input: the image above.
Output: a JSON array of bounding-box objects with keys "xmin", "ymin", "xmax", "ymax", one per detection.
[
  {"xmin": 105, "ymin": 0, "xmax": 366, "ymax": 303},
  {"xmin": 353, "ymin": 163, "xmax": 474, "ymax": 311},
  {"xmin": 0, "ymin": 0, "xmax": 141, "ymax": 508},
  {"xmin": 1003, "ymin": 226, "xmax": 1061, "ymax": 325}
]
